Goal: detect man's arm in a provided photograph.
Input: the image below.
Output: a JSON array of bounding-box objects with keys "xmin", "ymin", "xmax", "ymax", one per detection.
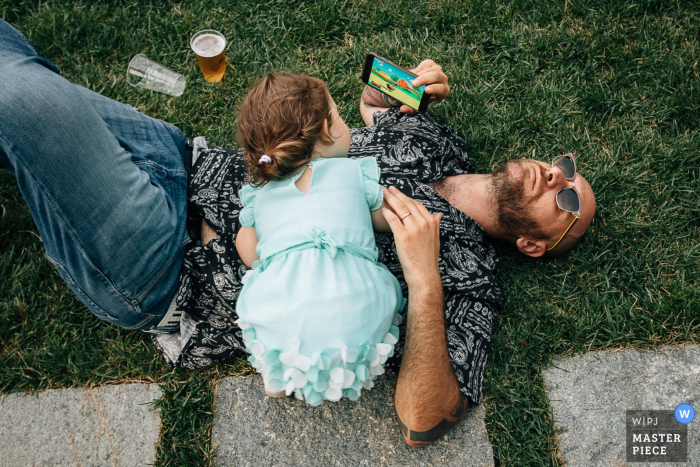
[
  {"xmin": 359, "ymin": 59, "xmax": 452, "ymax": 126},
  {"xmin": 201, "ymin": 219, "xmax": 218, "ymax": 245},
  {"xmin": 381, "ymin": 187, "xmax": 468, "ymax": 447}
]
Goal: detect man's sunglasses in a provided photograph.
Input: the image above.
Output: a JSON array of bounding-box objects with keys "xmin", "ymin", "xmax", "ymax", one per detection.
[{"xmin": 547, "ymin": 153, "xmax": 581, "ymax": 251}]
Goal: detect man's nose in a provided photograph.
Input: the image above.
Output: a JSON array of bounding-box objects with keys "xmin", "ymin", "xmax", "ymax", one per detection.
[{"xmin": 545, "ymin": 166, "xmax": 570, "ymax": 189}]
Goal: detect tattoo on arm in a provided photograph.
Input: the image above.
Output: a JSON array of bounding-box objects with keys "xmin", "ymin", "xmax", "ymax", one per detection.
[
  {"xmin": 396, "ymin": 393, "xmax": 470, "ymax": 444},
  {"xmin": 362, "ymin": 86, "xmax": 402, "ymax": 108}
]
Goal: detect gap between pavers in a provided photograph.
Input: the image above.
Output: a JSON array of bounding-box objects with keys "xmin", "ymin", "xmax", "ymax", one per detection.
[
  {"xmin": 0, "ymin": 383, "xmax": 162, "ymax": 467},
  {"xmin": 544, "ymin": 345, "xmax": 699, "ymax": 467},
  {"xmin": 212, "ymin": 371, "xmax": 494, "ymax": 466}
]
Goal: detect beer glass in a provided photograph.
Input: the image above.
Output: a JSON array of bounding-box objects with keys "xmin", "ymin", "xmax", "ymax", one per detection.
[{"xmin": 190, "ymin": 30, "xmax": 227, "ymax": 82}]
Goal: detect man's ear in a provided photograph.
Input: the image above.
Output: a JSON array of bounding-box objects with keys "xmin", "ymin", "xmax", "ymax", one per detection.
[{"xmin": 516, "ymin": 237, "xmax": 547, "ymax": 258}]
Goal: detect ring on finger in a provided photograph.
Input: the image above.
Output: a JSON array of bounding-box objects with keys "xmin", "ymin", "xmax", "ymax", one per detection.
[{"xmin": 401, "ymin": 212, "xmax": 411, "ymax": 220}]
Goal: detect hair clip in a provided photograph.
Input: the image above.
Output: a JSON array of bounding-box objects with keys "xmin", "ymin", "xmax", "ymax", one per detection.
[{"xmin": 259, "ymin": 155, "xmax": 272, "ymax": 164}]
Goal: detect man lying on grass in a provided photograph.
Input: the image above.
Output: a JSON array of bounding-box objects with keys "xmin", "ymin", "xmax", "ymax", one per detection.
[{"xmin": 0, "ymin": 18, "xmax": 595, "ymax": 446}]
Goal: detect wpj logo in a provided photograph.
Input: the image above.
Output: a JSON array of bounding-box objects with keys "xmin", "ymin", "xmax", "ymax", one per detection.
[{"xmin": 626, "ymin": 406, "xmax": 692, "ymax": 463}]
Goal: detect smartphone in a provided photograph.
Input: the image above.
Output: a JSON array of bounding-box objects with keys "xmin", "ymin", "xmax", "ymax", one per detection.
[{"xmin": 361, "ymin": 53, "xmax": 430, "ymax": 112}]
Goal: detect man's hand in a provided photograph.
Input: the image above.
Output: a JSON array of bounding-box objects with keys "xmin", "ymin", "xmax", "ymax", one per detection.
[
  {"xmin": 399, "ymin": 59, "xmax": 451, "ymax": 114},
  {"xmin": 381, "ymin": 186, "xmax": 442, "ymax": 286},
  {"xmin": 360, "ymin": 59, "xmax": 451, "ymax": 125}
]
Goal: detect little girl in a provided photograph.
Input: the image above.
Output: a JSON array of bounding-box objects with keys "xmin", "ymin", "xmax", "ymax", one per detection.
[{"xmin": 234, "ymin": 72, "xmax": 404, "ymax": 406}]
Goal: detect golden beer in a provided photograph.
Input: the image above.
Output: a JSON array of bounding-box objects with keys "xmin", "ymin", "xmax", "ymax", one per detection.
[{"xmin": 190, "ymin": 30, "xmax": 226, "ymax": 83}]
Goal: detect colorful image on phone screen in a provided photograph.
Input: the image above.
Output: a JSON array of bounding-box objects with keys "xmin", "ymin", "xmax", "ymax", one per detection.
[{"xmin": 368, "ymin": 56, "xmax": 426, "ymax": 110}]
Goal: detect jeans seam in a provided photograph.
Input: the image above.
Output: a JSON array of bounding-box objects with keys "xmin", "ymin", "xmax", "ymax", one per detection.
[
  {"xmin": 127, "ymin": 159, "xmax": 189, "ymax": 303},
  {"xmin": 47, "ymin": 249, "xmax": 165, "ymax": 330},
  {"xmin": 45, "ymin": 252, "xmax": 120, "ymax": 321}
]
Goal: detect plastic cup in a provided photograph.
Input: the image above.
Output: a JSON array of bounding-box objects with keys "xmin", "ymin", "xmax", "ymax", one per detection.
[
  {"xmin": 127, "ymin": 54, "xmax": 186, "ymax": 96},
  {"xmin": 190, "ymin": 30, "xmax": 227, "ymax": 83}
]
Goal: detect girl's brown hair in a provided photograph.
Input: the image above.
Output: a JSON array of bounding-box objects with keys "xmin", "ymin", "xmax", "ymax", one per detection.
[{"xmin": 237, "ymin": 72, "xmax": 335, "ymax": 186}]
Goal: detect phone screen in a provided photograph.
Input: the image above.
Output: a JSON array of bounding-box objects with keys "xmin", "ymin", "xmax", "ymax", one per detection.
[{"xmin": 367, "ymin": 56, "xmax": 426, "ymax": 110}]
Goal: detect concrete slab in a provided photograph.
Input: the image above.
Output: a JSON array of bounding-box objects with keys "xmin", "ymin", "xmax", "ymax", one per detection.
[
  {"xmin": 0, "ymin": 383, "xmax": 162, "ymax": 467},
  {"xmin": 212, "ymin": 372, "xmax": 494, "ymax": 466},
  {"xmin": 544, "ymin": 345, "xmax": 700, "ymax": 467}
]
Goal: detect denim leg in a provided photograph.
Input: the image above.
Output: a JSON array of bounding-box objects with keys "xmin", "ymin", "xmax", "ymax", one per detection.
[{"xmin": 0, "ymin": 19, "xmax": 189, "ymax": 330}]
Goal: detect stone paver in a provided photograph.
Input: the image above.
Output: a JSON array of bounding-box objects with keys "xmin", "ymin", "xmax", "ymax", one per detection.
[
  {"xmin": 213, "ymin": 372, "xmax": 494, "ymax": 466},
  {"xmin": 544, "ymin": 345, "xmax": 699, "ymax": 467},
  {"xmin": 0, "ymin": 383, "xmax": 162, "ymax": 467}
]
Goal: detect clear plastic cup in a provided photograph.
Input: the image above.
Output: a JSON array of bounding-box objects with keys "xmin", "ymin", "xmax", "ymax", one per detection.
[{"xmin": 127, "ymin": 54, "xmax": 186, "ymax": 96}]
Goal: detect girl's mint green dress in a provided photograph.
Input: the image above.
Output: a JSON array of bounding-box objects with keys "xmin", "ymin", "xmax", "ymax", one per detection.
[{"xmin": 235, "ymin": 157, "xmax": 404, "ymax": 406}]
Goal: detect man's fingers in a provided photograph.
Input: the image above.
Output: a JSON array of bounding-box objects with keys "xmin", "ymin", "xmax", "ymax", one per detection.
[
  {"xmin": 382, "ymin": 207, "xmax": 405, "ymax": 234},
  {"xmin": 425, "ymin": 84, "xmax": 450, "ymax": 101},
  {"xmin": 399, "ymin": 104, "xmax": 416, "ymax": 115},
  {"xmin": 384, "ymin": 186, "xmax": 413, "ymax": 215},
  {"xmin": 385, "ymin": 187, "xmax": 420, "ymax": 218},
  {"xmin": 386, "ymin": 187, "xmax": 435, "ymax": 226},
  {"xmin": 406, "ymin": 199, "xmax": 443, "ymax": 233},
  {"xmin": 412, "ymin": 59, "xmax": 438, "ymax": 74},
  {"xmin": 412, "ymin": 196, "xmax": 434, "ymax": 218},
  {"xmin": 411, "ymin": 69, "xmax": 446, "ymax": 88},
  {"xmin": 385, "ymin": 186, "xmax": 441, "ymax": 227},
  {"xmin": 410, "ymin": 200, "xmax": 435, "ymax": 227},
  {"xmin": 429, "ymin": 210, "xmax": 443, "ymax": 231}
]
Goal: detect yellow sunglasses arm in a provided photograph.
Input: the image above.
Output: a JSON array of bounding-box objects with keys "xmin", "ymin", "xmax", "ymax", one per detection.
[{"xmin": 546, "ymin": 213, "xmax": 581, "ymax": 251}]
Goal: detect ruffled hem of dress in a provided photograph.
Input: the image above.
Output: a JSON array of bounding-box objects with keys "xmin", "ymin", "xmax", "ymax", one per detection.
[{"xmin": 235, "ymin": 307, "xmax": 404, "ymax": 406}]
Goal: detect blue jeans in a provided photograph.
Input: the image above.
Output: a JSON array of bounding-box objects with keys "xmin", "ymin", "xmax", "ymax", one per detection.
[{"xmin": 0, "ymin": 19, "xmax": 190, "ymax": 331}]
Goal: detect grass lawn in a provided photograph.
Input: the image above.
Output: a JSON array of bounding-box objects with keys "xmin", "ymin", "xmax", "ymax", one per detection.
[{"xmin": 1, "ymin": 0, "xmax": 698, "ymax": 465}]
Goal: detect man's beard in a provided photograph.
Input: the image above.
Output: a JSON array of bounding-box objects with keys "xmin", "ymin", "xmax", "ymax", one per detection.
[{"xmin": 491, "ymin": 159, "xmax": 549, "ymax": 240}]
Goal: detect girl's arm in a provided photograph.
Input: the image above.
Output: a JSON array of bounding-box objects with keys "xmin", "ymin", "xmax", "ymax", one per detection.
[
  {"xmin": 236, "ymin": 226, "xmax": 260, "ymax": 267},
  {"xmin": 371, "ymin": 200, "xmax": 392, "ymax": 232},
  {"xmin": 371, "ymin": 188, "xmax": 396, "ymax": 232}
]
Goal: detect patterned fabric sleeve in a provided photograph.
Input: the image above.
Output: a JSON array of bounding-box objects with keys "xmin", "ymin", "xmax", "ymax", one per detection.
[{"xmin": 443, "ymin": 292, "xmax": 498, "ymax": 404}]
